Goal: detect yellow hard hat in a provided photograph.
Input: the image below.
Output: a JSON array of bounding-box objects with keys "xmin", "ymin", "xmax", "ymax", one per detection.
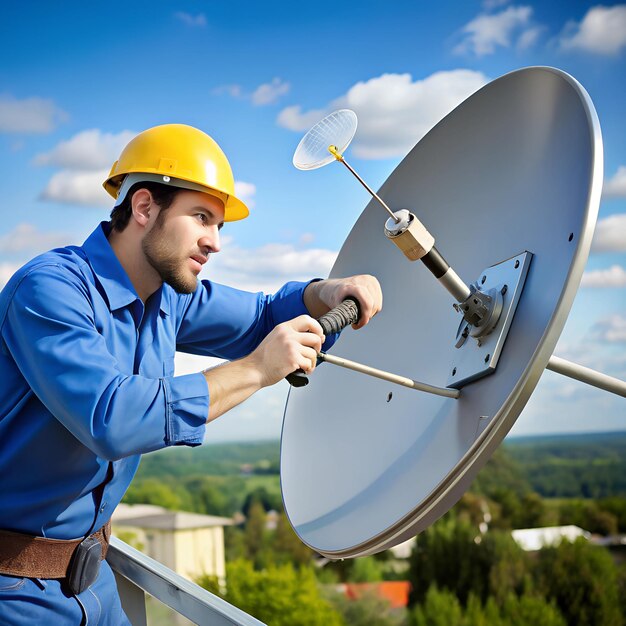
[{"xmin": 103, "ymin": 124, "xmax": 249, "ymax": 221}]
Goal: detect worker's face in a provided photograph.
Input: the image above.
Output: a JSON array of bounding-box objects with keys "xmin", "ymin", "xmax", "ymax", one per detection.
[{"xmin": 142, "ymin": 190, "xmax": 225, "ymax": 294}]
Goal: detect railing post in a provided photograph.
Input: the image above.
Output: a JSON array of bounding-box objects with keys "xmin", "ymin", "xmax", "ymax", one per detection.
[
  {"xmin": 113, "ymin": 570, "xmax": 148, "ymax": 626},
  {"xmin": 107, "ymin": 536, "xmax": 265, "ymax": 625}
]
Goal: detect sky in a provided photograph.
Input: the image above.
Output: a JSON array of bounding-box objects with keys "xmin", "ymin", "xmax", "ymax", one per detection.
[{"xmin": 0, "ymin": 0, "xmax": 624, "ymax": 442}]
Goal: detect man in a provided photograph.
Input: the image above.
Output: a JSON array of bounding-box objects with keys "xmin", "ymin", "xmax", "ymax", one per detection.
[{"xmin": 0, "ymin": 123, "xmax": 382, "ymax": 624}]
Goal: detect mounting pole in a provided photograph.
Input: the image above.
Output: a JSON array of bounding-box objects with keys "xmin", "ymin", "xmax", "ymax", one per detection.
[{"xmin": 546, "ymin": 356, "xmax": 626, "ymax": 398}]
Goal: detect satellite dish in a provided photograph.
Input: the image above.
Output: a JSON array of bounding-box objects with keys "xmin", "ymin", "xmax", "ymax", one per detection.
[{"xmin": 280, "ymin": 67, "xmax": 619, "ymax": 559}]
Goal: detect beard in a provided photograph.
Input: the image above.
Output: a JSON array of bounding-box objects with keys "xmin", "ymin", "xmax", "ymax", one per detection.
[{"xmin": 142, "ymin": 215, "xmax": 198, "ymax": 294}]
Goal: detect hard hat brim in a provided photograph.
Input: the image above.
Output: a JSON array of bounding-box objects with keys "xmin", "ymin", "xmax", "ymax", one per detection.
[{"xmin": 104, "ymin": 172, "xmax": 249, "ymax": 222}]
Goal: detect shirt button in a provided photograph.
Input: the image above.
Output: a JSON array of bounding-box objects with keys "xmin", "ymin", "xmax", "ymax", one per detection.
[{"xmin": 100, "ymin": 502, "xmax": 107, "ymax": 513}]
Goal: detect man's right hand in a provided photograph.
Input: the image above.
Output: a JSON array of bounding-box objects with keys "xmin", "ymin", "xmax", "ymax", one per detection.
[
  {"xmin": 247, "ymin": 315, "xmax": 325, "ymax": 387},
  {"xmin": 203, "ymin": 315, "xmax": 325, "ymax": 423}
]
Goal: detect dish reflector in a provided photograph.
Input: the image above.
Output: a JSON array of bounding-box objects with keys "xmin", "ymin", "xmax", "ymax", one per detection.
[
  {"xmin": 293, "ymin": 109, "xmax": 357, "ymax": 170},
  {"xmin": 281, "ymin": 67, "xmax": 603, "ymax": 558}
]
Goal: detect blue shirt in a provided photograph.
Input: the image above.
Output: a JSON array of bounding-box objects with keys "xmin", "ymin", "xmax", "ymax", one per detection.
[{"xmin": 0, "ymin": 222, "xmax": 326, "ymax": 540}]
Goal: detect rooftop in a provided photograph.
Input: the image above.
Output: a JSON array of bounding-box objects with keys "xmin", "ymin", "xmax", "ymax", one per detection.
[{"xmin": 113, "ymin": 504, "xmax": 234, "ymax": 530}]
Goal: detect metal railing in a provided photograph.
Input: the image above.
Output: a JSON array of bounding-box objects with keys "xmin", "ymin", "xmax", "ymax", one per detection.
[{"xmin": 107, "ymin": 536, "xmax": 265, "ymax": 626}]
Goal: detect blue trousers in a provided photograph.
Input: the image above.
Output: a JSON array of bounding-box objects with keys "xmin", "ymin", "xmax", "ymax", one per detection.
[{"xmin": 0, "ymin": 560, "xmax": 131, "ymax": 625}]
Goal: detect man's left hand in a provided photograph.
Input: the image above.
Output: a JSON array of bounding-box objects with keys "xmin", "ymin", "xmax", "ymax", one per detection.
[{"xmin": 303, "ymin": 275, "xmax": 383, "ymax": 330}]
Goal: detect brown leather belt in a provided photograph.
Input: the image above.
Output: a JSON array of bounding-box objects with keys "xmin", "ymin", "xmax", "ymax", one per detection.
[{"xmin": 0, "ymin": 522, "xmax": 111, "ymax": 579}]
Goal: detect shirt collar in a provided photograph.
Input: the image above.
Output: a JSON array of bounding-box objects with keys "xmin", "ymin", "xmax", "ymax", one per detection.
[{"xmin": 82, "ymin": 222, "xmax": 170, "ymax": 316}]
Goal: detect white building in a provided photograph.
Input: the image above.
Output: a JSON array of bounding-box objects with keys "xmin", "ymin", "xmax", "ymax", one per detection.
[
  {"xmin": 511, "ymin": 525, "xmax": 590, "ymax": 551},
  {"xmin": 112, "ymin": 503, "xmax": 233, "ymax": 583}
]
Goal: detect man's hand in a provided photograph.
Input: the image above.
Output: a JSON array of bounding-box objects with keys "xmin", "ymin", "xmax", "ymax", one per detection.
[
  {"xmin": 203, "ymin": 277, "xmax": 381, "ymax": 423},
  {"xmin": 303, "ymin": 274, "xmax": 383, "ymax": 330},
  {"xmin": 203, "ymin": 315, "xmax": 325, "ymax": 422},
  {"xmin": 248, "ymin": 315, "xmax": 325, "ymax": 386}
]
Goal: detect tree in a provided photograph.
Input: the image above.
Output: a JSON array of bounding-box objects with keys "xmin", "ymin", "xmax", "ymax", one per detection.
[
  {"xmin": 408, "ymin": 516, "xmax": 484, "ymax": 606},
  {"xmin": 470, "ymin": 448, "xmax": 531, "ymax": 500},
  {"xmin": 599, "ymin": 497, "xmax": 626, "ymax": 532},
  {"xmin": 272, "ymin": 512, "xmax": 314, "ymax": 566},
  {"xmin": 184, "ymin": 476, "xmax": 230, "ymax": 516},
  {"xmin": 409, "ymin": 587, "xmax": 566, "ymax": 626},
  {"xmin": 488, "ymin": 488, "xmax": 522, "ymax": 529},
  {"xmin": 513, "ymin": 492, "xmax": 546, "ymax": 529},
  {"xmin": 455, "ymin": 492, "xmax": 496, "ymax": 529},
  {"xmin": 241, "ymin": 486, "xmax": 282, "ymax": 517},
  {"xmin": 223, "ymin": 560, "xmax": 342, "ymax": 626},
  {"xmin": 483, "ymin": 531, "xmax": 531, "ymax": 604},
  {"xmin": 409, "ymin": 585, "xmax": 463, "ymax": 626},
  {"xmin": 350, "ymin": 556, "xmax": 385, "ymax": 583},
  {"xmin": 408, "ymin": 517, "xmax": 529, "ymax": 607},
  {"xmin": 195, "ymin": 573, "xmax": 220, "ymax": 595},
  {"xmin": 558, "ymin": 499, "xmax": 618, "ymax": 535},
  {"xmin": 244, "ymin": 499, "xmax": 267, "ymax": 569},
  {"xmin": 617, "ymin": 563, "xmax": 626, "ymax": 619},
  {"xmin": 535, "ymin": 538, "xmax": 623, "ymax": 626},
  {"xmin": 463, "ymin": 593, "xmax": 501, "ymax": 626},
  {"xmin": 123, "ymin": 478, "xmax": 184, "ymax": 510},
  {"xmin": 499, "ymin": 593, "xmax": 565, "ymax": 626}
]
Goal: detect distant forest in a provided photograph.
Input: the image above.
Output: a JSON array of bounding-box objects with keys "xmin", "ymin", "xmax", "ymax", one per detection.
[
  {"xmin": 124, "ymin": 431, "xmax": 626, "ymax": 525},
  {"xmin": 504, "ymin": 432, "xmax": 626, "ymax": 498},
  {"xmin": 131, "ymin": 431, "xmax": 626, "ymax": 496}
]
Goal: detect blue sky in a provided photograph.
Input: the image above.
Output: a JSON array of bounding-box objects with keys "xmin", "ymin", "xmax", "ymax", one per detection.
[{"xmin": 0, "ymin": 0, "xmax": 624, "ymax": 441}]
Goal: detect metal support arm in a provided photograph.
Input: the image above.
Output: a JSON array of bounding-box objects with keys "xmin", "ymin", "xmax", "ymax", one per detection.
[
  {"xmin": 319, "ymin": 352, "xmax": 460, "ymax": 399},
  {"xmin": 546, "ymin": 356, "xmax": 626, "ymax": 398}
]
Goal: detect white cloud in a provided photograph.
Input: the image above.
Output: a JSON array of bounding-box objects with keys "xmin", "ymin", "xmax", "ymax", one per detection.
[
  {"xmin": 34, "ymin": 129, "xmax": 135, "ymax": 170},
  {"xmin": 278, "ymin": 70, "xmax": 488, "ymax": 159},
  {"xmin": 214, "ymin": 78, "xmax": 290, "ymax": 106},
  {"xmin": 603, "ymin": 166, "xmax": 626, "ymax": 198},
  {"xmin": 234, "ymin": 181, "xmax": 257, "ymax": 209},
  {"xmin": 483, "ymin": 0, "xmax": 510, "ymax": 9},
  {"xmin": 212, "ymin": 84, "xmax": 244, "ymax": 99},
  {"xmin": 277, "ymin": 105, "xmax": 328, "ymax": 132},
  {"xmin": 581, "ymin": 264, "xmax": 626, "ymax": 288},
  {"xmin": 560, "ymin": 5, "xmax": 626, "ymax": 55},
  {"xmin": 591, "ymin": 213, "xmax": 626, "ymax": 253},
  {"xmin": 251, "ymin": 78, "xmax": 290, "ymax": 106},
  {"xmin": 34, "ymin": 129, "xmax": 253, "ymax": 209},
  {"xmin": 174, "ymin": 12, "xmax": 207, "ymax": 27},
  {"xmin": 453, "ymin": 5, "xmax": 534, "ymax": 56},
  {"xmin": 0, "ymin": 223, "xmax": 71, "ymax": 255},
  {"xmin": 590, "ymin": 314, "xmax": 626, "ymax": 343},
  {"xmin": 0, "ymin": 94, "xmax": 68, "ymax": 134},
  {"xmin": 39, "ymin": 168, "xmax": 112, "ymax": 208},
  {"xmin": 33, "ymin": 129, "xmax": 136, "ymax": 208},
  {"xmin": 517, "ymin": 25, "xmax": 544, "ymax": 50},
  {"xmin": 202, "ymin": 239, "xmax": 338, "ymax": 293},
  {"xmin": 0, "ymin": 262, "xmax": 21, "ymax": 290}
]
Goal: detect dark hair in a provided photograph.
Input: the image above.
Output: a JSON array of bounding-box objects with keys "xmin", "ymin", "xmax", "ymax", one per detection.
[{"xmin": 109, "ymin": 181, "xmax": 182, "ymax": 231}]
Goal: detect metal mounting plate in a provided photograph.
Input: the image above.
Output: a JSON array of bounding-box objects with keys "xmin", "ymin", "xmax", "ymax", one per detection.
[{"xmin": 447, "ymin": 252, "xmax": 532, "ymax": 389}]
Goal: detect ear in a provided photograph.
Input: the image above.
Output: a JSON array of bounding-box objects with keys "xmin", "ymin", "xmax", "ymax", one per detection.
[{"xmin": 130, "ymin": 189, "xmax": 153, "ymax": 227}]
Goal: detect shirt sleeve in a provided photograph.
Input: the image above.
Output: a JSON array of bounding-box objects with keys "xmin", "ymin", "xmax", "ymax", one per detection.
[
  {"xmin": 174, "ymin": 278, "xmax": 338, "ymax": 358},
  {"xmin": 1, "ymin": 264, "xmax": 207, "ymax": 461}
]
